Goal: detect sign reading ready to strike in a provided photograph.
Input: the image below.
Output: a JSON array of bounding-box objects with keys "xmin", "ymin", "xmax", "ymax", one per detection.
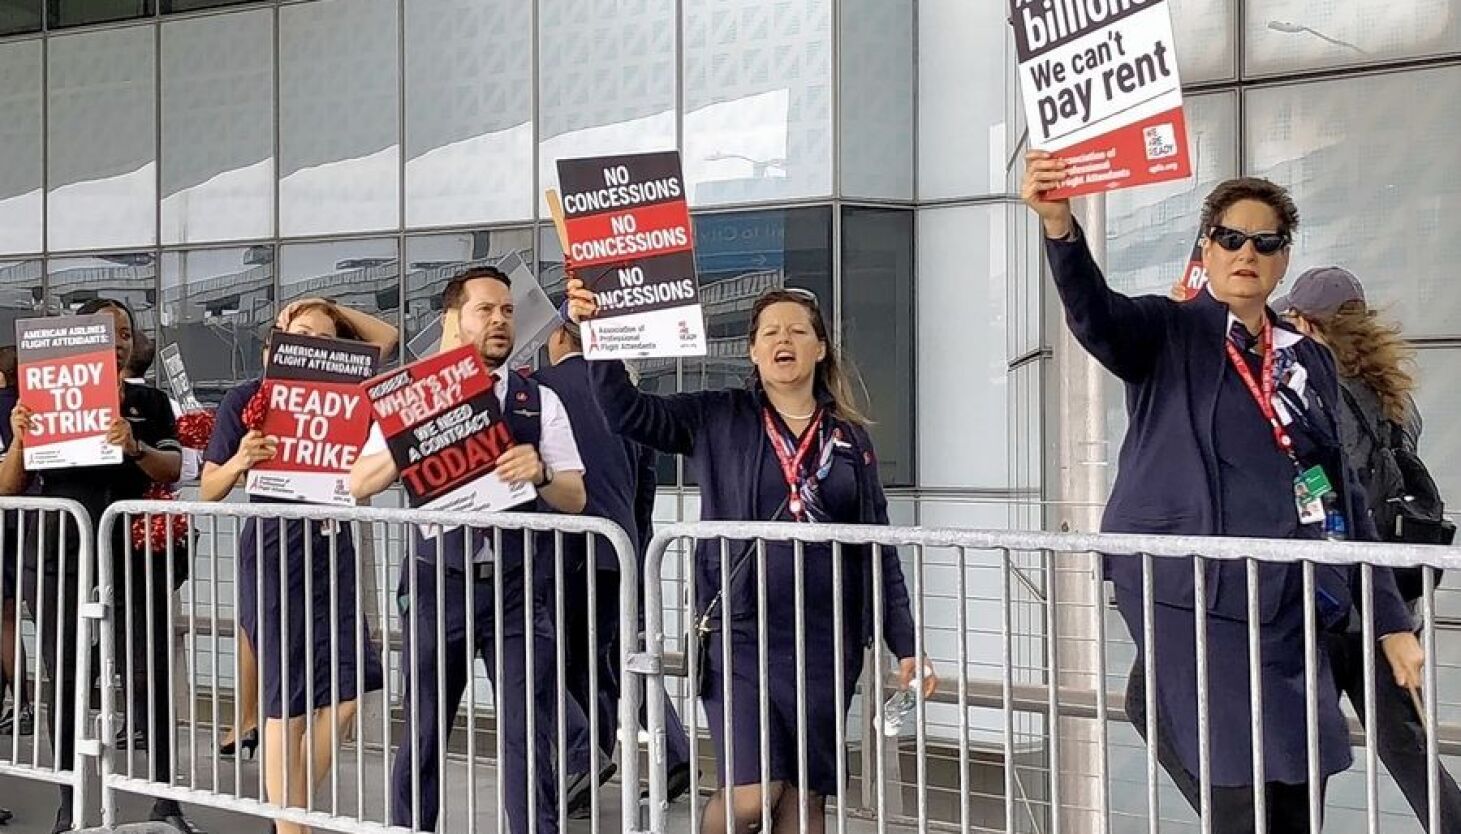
[
  {"xmin": 553, "ymin": 150, "xmax": 707, "ymax": 359},
  {"xmin": 15, "ymin": 314, "xmax": 123, "ymax": 470},
  {"xmin": 1011, "ymin": 0, "xmax": 1191, "ymax": 198},
  {"xmin": 364, "ymin": 344, "xmax": 534, "ymax": 515},
  {"xmin": 246, "ymin": 332, "xmax": 380, "ymax": 506}
]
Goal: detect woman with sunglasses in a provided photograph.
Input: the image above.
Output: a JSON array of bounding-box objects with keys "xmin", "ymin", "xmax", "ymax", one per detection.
[
  {"xmin": 1023, "ymin": 150, "xmax": 1423, "ymax": 832},
  {"xmin": 565, "ymin": 278, "xmax": 936, "ymax": 834}
]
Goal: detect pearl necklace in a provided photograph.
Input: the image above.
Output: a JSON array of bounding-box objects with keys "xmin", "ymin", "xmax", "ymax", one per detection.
[{"xmin": 777, "ymin": 408, "xmax": 816, "ymax": 421}]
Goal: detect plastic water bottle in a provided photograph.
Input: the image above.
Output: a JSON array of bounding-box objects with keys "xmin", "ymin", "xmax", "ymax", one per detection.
[
  {"xmin": 873, "ymin": 689, "xmax": 917, "ymax": 737},
  {"xmin": 1322, "ymin": 492, "xmax": 1348, "ymax": 541}
]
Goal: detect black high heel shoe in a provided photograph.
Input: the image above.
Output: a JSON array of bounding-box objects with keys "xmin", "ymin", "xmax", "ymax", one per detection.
[{"xmin": 220, "ymin": 727, "xmax": 259, "ymax": 759}]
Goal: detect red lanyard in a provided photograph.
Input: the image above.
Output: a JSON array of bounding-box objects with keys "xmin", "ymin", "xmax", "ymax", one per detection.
[
  {"xmin": 762, "ymin": 407, "xmax": 823, "ymax": 521},
  {"xmin": 1223, "ymin": 321, "xmax": 1296, "ymax": 460}
]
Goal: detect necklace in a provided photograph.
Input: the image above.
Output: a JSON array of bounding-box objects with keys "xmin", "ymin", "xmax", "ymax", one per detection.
[{"xmin": 776, "ymin": 407, "xmax": 816, "ymax": 421}]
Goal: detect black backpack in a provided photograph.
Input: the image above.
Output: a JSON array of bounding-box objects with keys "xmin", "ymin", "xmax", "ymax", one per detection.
[{"xmin": 1340, "ymin": 386, "xmax": 1456, "ymax": 545}]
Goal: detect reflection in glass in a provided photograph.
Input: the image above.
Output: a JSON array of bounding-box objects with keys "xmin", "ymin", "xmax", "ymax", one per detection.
[
  {"xmin": 917, "ymin": 0, "xmax": 1009, "ymax": 201},
  {"xmin": 47, "ymin": 27, "xmax": 157, "ymax": 251},
  {"xmin": 279, "ymin": 239, "xmax": 400, "ymax": 362},
  {"xmin": 279, "ymin": 0, "xmax": 400, "ymax": 237},
  {"xmin": 161, "ymin": 10, "xmax": 274, "ymax": 245},
  {"xmin": 163, "ymin": 0, "xmax": 267, "ymax": 11},
  {"xmin": 842, "ymin": 208, "xmax": 915, "ymax": 486},
  {"xmin": 537, "ymin": 0, "xmax": 676, "ymax": 217},
  {"xmin": 160, "ymin": 248, "xmax": 274, "ymax": 405},
  {"xmin": 403, "ymin": 229, "xmax": 543, "ymax": 364},
  {"xmin": 683, "ymin": 0, "xmax": 833, "ymax": 205},
  {"xmin": 0, "ymin": 41, "xmax": 42, "ymax": 255},
  {"xmin": 0, "ymin": 259, "xmax": 43, "ymax": 343},
  {"xmin": 0, "ymin": 1, "xmax": 41, "ymax": 36},
  {"xmin": 840, "ymin": 0, "xmax": 913, "ymax": 200},
  {"xmin": 1167, "ymin": 0, "xmax": 1236, "ymax": 82},
  {"xmin": 47, "ymin": 253, "xmax": 158, "ymax": 343},
  {"xmin": 46, "ymin": 0, "xmax": 153, "ymax": 28},
  {"xmin": 406, "ymin": 0, "xmax": 533, "ymax": 226},
  {"xmin": 1245, "ymin": 68, "xmax": 1461, "ymax": 340},
  {"xmin": 1245, "ymin": 0, "xmax": 1460, "ymax": 76}
]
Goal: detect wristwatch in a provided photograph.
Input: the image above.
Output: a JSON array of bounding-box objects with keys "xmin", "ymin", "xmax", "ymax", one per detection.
[
  {"xmin": 536, "ymin": 463, "xmax": 555, "ymax": 488},
  {"xmin": 125, "ymin": 444, "xmax": 145, "ymax": 461}
]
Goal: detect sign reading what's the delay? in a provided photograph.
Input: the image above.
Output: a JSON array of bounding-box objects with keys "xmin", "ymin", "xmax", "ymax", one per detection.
[
  {"xmin": 1012, "ymin": 0, "xmax": 1191, "ymax": 198},
  {"xmin": 553, "ymin": 150, "xmax": 707, "ymax": 360},
  {"xmin": 15, "ymin": 314, "xmax": 123, "ymax": 470},
  {"xmin": 364, "ymin": 344, "xmax": 534, "ymax": 515},
  {"xmin": 246, "ymin": 332, "xmax": 380, "ymax": 506}
]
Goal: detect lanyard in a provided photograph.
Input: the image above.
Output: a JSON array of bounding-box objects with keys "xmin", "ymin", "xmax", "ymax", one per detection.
[
  {"xmin": 1223, "ymin": 321, "xmax": 1296, "ymax": 461},
  {"xmin": 762, "ymin": 407, "xmax": 823, "ymax": 521}
]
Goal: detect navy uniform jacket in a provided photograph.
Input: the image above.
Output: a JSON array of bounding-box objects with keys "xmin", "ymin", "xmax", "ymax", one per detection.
[
  {"xmin": 588, "ymin": 359, "xmax": 917, "ymax": 660},
  {"xmin": 533, "ymin": 355, "xmax": 639, "ymax": 571}
]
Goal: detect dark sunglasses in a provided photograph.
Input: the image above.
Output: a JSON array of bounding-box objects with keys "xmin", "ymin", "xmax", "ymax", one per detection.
[{"xmin": 1208, "ymin": 225, "xmax": 1289, "ymax": 256}]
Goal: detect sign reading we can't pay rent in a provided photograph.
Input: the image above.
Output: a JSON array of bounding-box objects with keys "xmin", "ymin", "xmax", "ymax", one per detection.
[{"xmin": 1011, "ymin": 0, "xmax": 1192, "ymax": 198}]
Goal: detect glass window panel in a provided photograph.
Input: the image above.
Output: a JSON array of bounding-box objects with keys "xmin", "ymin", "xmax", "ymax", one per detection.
[
  {"xmin": 1245, "ymin": 0, "xmax": 1461, "ymax": 77},
  {"xmin": 405, "ymin": 0, "xmax": 533, "ymax": 227},
  {"xmin": 0, "ymin": 41, "xmax": 41, "ymax": 255},
  {"xmin": 46, "ymin": 0, "xmax": 152, "ymax": 28},
  {"xmin": 46, "ymin": 253, "xmax": 158, "ymax": 344},
  {"xmin": 160, "ymin": 247, "xmax": 274, "ymax": 404},
  {"xmin": 161, "ymin": 9, "xmax": 274, "ymax": 245},
  {"xmin": 1413, "ymin": 347, "xmax": 1461, "ymax": 522},
  {"xmin": 537, "ymin": 0, "xmax": 675, "ymax": 217},
  {"xmin": 0, "ymin": 1, "xmax": 41, "ymax": 36},
  {"xmin": 918, "ymin": 0, "xmax": 1007, "ymax": 200},
  {"xmin": 536, "ymin": 223, "xmax": 677, "ymax": 486},
  {"xmin": 279, "ymin": 0, "xmax": 400, "ymax": 237},
  {"xmin": 839, "ymin": 0, "xmax": 913, "ymax": 200},
  {"xmin": 683, "ymin": 0, "xmax": 833, "ymax": 206},
  {"xmin": 842, "ymin": 207, "xmax": 914, "ymax": 486},
  {"xmin": 1244, "ymin": 68, "xmax": 1461, "ymax": 340},
  {"xmin": 47, "ymin": 27, "xmax": 157, "ymax": 252},
  {"xmin": 917, "ymin": 205, "xmax": 1007, "ymax": 490},
  {"xmin": 279, "ymin": 239, "xmax": 400, "ymax": 362},
  {"xmin": 0, "ymin": 258, "xmax": 43, "ymax": 341},
  {"xmin": 1168, "ymin": 0, "xmax": 1237, "ymax": 82},
  {"xmin": 403, "ymin": 228, "xmax": 537, "ymax": 360}
]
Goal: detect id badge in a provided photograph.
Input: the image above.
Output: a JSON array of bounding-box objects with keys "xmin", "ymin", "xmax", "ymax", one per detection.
[{"xmin": 1294, "ymin": 465, "xmax": 1333, "ymax": 526}]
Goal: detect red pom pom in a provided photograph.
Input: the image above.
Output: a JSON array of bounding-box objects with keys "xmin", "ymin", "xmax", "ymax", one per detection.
[
  {"xmin": 175, "ymin": 409, "xmax": 216, "ymax": 450},
  {"xmin": 242, "ymin": 383, "xmax": 272, "ymax": 432},
  {"xmin": 131, "ymin": 485, "xmax": 188, "ymax": 551}
]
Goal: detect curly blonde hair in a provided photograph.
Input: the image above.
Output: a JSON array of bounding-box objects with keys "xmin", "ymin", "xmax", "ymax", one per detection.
[{"xmin": 1310, "ymin": 301, "xmax": 1416, "ymax": 423}]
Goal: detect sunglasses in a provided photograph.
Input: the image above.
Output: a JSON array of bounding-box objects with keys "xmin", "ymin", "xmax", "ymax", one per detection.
[
  {"xmin": 1208, "ymin": 225, "xmax": 1289, "ymax": 256},
  {"xmin": 767, "ymin": 286, "xmax": 821, "ymax": 307}
]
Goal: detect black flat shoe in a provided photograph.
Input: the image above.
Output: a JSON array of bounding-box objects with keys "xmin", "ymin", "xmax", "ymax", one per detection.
[
  {"xmin": 150, "ymin": 804, "xmax": 207, "ymax": 834},
  {"xmin": 640, "ymin": 761, "xmax": 695, "ymax": 803},
  {"xmin": 0, "ymin": 805, "xmax": 11, "ymax": 825},
  {"xmin": 220, "ymin": 727, "xmax": 259, "ymax": 759}
]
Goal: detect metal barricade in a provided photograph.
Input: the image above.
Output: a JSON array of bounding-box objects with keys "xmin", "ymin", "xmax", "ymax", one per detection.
[
  {"xmin": 93, "ymin": 500, "xmax": 641, "ymax": 834},
  {"xmin": 0, "ymin": 496, "xmax": 96, "ymax": 827},
  {"xmin": 639, "ymin": 521, "xmax": 1461, "ymax": 834}
]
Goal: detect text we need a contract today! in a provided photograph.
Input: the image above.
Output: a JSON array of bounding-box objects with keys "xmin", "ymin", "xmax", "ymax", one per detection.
[{"xmin": 1012, "ymin": 0, "xmax": 1193, "ymax": 198}]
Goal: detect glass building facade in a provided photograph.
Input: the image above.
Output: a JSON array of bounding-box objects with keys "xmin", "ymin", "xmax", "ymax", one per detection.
[{"xmin": 1, "ymin": 0, "xmax": 1459, "ymax": 830}]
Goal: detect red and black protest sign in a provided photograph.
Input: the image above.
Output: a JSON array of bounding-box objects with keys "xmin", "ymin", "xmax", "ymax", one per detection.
[
  {"xmin": 1171, "ymin": 230, "xmax": 1208, "ymax": 301},
  {"xmin": 364, "ymin": 344, "xmax": 533, "ymax": 513},
  {"xmin": 1012, "ymin": 0, "xmax": 1191, "ymax": 197},
  {"xmin": 553, "ymin": 150, "xmax": 707, "ymax": 359},
  {"xmin": 245, "ymin": 332, "xmax": 380, "ymax": 506},
  {"xmin": 15, "ymin": 314, "xmax": 122, "ymax": 470}
]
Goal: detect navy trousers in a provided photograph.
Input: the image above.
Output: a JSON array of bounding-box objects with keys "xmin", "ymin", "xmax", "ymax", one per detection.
[{"xmin": 390, "ymin": 560, "xmax": 562, "ymax": 834}]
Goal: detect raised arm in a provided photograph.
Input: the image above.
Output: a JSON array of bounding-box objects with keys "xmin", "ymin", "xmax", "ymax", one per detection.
[
  {"xmin": 0, "ymin": 405, "xmax": 33, "ymax": 496},
  {"xmin": 279, "ymin": 299, "xmax": 400, "ymax": 358},
  {"xmin": 1023, "ymin": 151, "xmax": 1172, "ymax": 383}
]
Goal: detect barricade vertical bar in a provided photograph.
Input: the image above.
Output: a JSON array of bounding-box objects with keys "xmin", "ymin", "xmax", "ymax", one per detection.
[
  {"xmin": 304, "ymin": 523, "xmax": 316, "ymax": 812},
  {"xmin": 407, "ymin": 528, "xmax": 421, "ymax": 830},
  {"xmin": 493, "ymin": 526, "xmax": 507, "ymax": 834},
  {"xmin": 1360, "ymin": 564, "xmax": 1378, "ymax": 834},
  {"xmin": 721, "ymin": 537, "xmax": 735, "ymax": 834},
  {"xmin": 231, "ymin": 517, "xmax": 242, "ymax": 799},
  {"xmin": 686, "ymin": 536, "xmax": 703, "ymax": 834},
  {"xmin": 912, "ymin": 542, "xmax": 928, "ymax": 834},
  {"xmin": 956, "ymin": 546, "xmax": 971, "ymax": 834},
  {"xmin": 123, "ymin": 515, "xmax": 136, "ymax": 780},
  {"xmin": 48, "ymin": 511, "xmax": 64, "ymax": 778},
  {"xmin": 1425, "ymin": 565, "xmax": 1439, "ymax": 834},
  {"xmin": 832, "ymin": 540, "xmax": 848, "ymax": 834},
  {"xmin": 1001, "ymin": 548, "xmax": 1015, "ymax": 834},
  {"xmin": 1047, "ymin": 549, "xmax": 1061, "ymax": 834},
  {"xmin": 1246, "ymin": 559, "xmax": 1267, "ymax": 834},
  {"xmin": 209, "ymin": 517, "xmax": 221, "ymax": 795},
  {"xmin": 1093, "ymin": 553, "xmax": 1110, "ymax": 834},
  {"xmin": 23, "ymin": 511, "xmax": 37, "ymax": 771},
  {"xmin": 378, "ymin": 521, "xmax": 393, "ymax": 827},
  {"xmin": 164, "ymin": 529, "xmax": 179, "ymax": 793},
  {"xmin": 96, "ymin": 506, "xmax": 116, "ymax": 828},
  {"xmin": 793, "ymin": 538, "xmax": 810, "ymax": 834},
  {"xmin": 1141, "ymin": 552, "xmax": 1157, "ymax": 834},
  {"xmin": 351, "ymin": 521, "xmax": 364, "ymax": 827},
  {"xmin": 279, "ymin": 518, "xmax": 292, "ymax": 814},
  {"xmin": 585, "ymin": 531, "xmax": 601, "ymax": 834},
  {"xmin": 1302, "ymin": 561, "xmax": 1320, "ymax": 831},
  {"xmin": 181, "ymin": 528, "xmax": 196, "ymax": 792},
  {"xmin": 465, "ymin": 525, "xmax": 478, "ymax": 834},
  {"xmin": 256, "ymin": 515, "xmax": 266, "ymax": 804},
  {"xmin": 2, "ymin": 511, "xmax": 15, "ymax": 768},
  {"xmin": 146, "ymin": 518, "xmax": 160, "ymax": 789},
  {"xmin": 524, "ymin": 528, "xmax": 539, "ymax": 834},
  {"xmin": 1194, "ymin": 557, "xmax": 1211, "ymax": 834},
  {"xmin": 755, "ymin": 537, "xmax": 772, "ymax": 833},
  {"xmin": 554, "ymin": 529, "xmax": 569, "ymax": 828},
  {"xmin": 327, "ymin": 523, "xmax": 340, "ymax": 814},
  {"xmin": 871, "ymin": 542, "xmax": 887, "ymax": 834},
  {"xmin": 636, "ymin": 530, "xmax": 667, "ymax": 834},
  {"xmin": 433, "ymin": 527, "xmax": 447, "ymax": 833}
]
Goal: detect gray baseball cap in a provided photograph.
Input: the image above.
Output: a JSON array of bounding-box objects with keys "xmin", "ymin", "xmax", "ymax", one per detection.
[{"xmin": 1273, "ymin": 266, "xmax": 1366, "ymax": 318}]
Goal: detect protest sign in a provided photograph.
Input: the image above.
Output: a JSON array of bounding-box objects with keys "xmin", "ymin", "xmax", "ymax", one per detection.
[
  {"xmin": 245, "ymin": 332, "xmax": 380, "ymax": 506},
  {"xmin": 1171, "ymin": 230, "xmax": 1208, "ymax": 301},
  {"xmin": 15, "ymin": 314, "xmax": 122, "ymax": 470},
  {"xmin": 157, "ymin": 342, "xmax": 204, "ymax": 412},
  {"xmin": 1012, "ymin": 0, "xmax": 1191, "ymax": 197},
  {"xmin": 364, "ymin": 344, "xmax": 534, "ymax": 514},
  {"xmin": 550, "ymin": 150, "xmax": 707, "ymax": 359}
]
